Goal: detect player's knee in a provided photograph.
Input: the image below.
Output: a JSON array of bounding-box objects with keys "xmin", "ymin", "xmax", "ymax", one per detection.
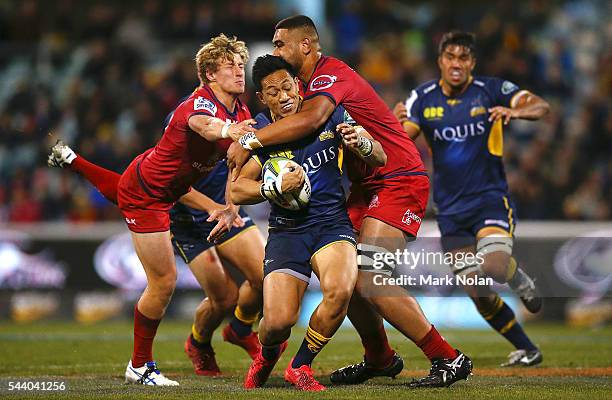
[
  {"xmin": 151, "ymin": 272, "xmax": 177, "ymax": 301},
  {"xmin": 263, "ymin": 313, "xmax": 296, "ymax": 335},
  {"xmin": 480, "ymin": 256, "xmax": 509, "ymax": 282},
  {"xmin": 322, "ymin": 285, "xmax": 353, "ymax": 314},
  {"xmin": 212, "ymin": 292, "xmax": 238, "ymax": 315},
  {"xmin": 477, "ymin": 235, "xmax": 513, "ymax": 283}
]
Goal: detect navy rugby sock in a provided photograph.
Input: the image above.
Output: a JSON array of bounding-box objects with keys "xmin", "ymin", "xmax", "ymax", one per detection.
[{"xmin": 480, "ymin": 295, "xmax": 537, "ymax": 351}]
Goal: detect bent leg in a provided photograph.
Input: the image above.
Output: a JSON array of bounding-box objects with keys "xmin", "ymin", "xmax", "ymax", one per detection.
[
  {"xmin": 291, "ymin": 241, "xmax": 357, "ymax": 368},
  {"xmin": 188, "ymin": 247, "xmax": 238, "ymax": 345},
  {"xmin": 216, "ymin": 227, "xmax": 265, "ymax": 335}
]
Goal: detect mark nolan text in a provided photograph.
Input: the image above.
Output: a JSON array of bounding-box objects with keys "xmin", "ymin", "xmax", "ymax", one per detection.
[{"xmin": 373, "ymin": 274, "xmax": 494, "ymax": 287}]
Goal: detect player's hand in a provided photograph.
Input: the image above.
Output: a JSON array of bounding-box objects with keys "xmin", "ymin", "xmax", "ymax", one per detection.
[
  {"xmin": 280, "ymin": 162, "xmax": 305, "ymax": 193},
  {"xmin": 336, "ymin": 123, "xmax": 360, "ymax": 148},
  {"xmin": 227, "ymin": 119, "xmax": 257, "ymax": 141},
  {"xmin": 227, "ymin": 141, "xmax": 250, "ymax": 181},
  {"xmin": 488, "ymin": 106, "xmax": 517, "ymax": 125},
  {"xmin": 206, "ymin": 205, "xmax": 240, "ymax": 242},
  {"xmin": 393, "ymin": 102, "xmax": 408, "ymax": 123}
]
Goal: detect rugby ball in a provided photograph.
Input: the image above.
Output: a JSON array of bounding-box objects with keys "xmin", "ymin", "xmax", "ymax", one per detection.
[{"xmin": 262, "ymin": 157, "xmax": 311, "ymax": 210}]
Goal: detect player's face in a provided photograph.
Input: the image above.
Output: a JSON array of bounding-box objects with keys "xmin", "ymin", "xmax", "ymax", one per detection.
[
  {"xmin": 272, "ymin": 29, "xmax": 303, "ymax": 71},
  {"xmin": 258, "ymin": 69, "xmax": 300, "ymax": 119},
  {"xmin": 210, "ymin": 53, "xmax": 246, "ymax": 95},
  {"xmin": 438, "ymin": 45, "xmax": 475, "ymax": 89}
]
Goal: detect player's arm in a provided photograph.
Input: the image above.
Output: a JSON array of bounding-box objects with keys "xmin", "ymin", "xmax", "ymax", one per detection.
[
  {"xmin": 188, "ymin": 115, "xmax": 257, "ymax": 142},
  {"xmin": 236, "ymin": 96, "xmax": 334, "ymax": 149},
  {"xmin": 488, "ymin": 91, "xmax": 550, "ymax": 125},
  {"xmin": 393, "ymin": 102, "xmax": 421, "ymax": 140},
  {"xmin": 336, "ymin": 123, "xmax": 386, "ymax": 167},
  {"xmin": 227, "ymin": 96, "xmax": 334, "ymax": 179},
  {"xmin": 178, "ymin": 188, "xmax": 244, "ymax": 230},
  {"xmin": 231, "ymin": 158, "xmax": 265, "ymax": 205},
  {"xmin": 232, "ymin": 157, "xmax": 305, "ymax": 205},
  {"xmin": 178, "ymin": 189, "xmax": 222, "ymax": 213}
]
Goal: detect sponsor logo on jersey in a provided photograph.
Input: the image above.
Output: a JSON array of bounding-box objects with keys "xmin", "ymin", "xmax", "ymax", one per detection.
[
  {"xmin": 447, "ymin": 99, "xmax": 462, "ymax": 106},
  {"xmin": 268, "ymin": 150, "xmax": 294, "ymax": 159},
  {"xmin": 319, "ymin": 131, "xmax": 335, "ymax": 141},
  {"xmin": 194, "ymin": 96, "xmax": 217, "ymax": 115},
  {"xmin": 125, "ymin": 217, "xmax": 137, "ymax": 225},
  {"xmin": 484, "ymin": 219, "xmax": 510, "ymax": 228},
  {"xmin": 402, "ymin": 209, "xmax": 422, "ymax": 225},
  {"xmin": 424, "ymin": 106, "xmax": 444, "ymax": 120},
  {"xmin": 470, "ymin": 106, "xmax": 486, "ymax": 117},
  {"xmin": 302, "ymin": 146, "xmax": 337, "ymax": 174},
  {"xmin": 433, "ymin": 121, "xmax": 486, "ymax": 142},
  {"xmin": 310, "ymin": 74, "xmax": 337, "ymax": 91},
  {"xmin": 501, "ymin": 81, "xmax": 518, "ymax": 95}
]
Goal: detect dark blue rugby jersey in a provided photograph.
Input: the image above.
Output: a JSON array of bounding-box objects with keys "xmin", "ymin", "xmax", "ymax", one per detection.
[
  {"xmin": 405, "ymin": 76, "xmax": 527, "ymax": 216},
  {"xmin": 252, "ymin": 106, "xmax": 349, "ymax": 229}
]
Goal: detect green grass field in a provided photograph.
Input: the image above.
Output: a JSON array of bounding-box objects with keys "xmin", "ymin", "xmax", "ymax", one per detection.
[{"xmin": 0, "ymin": 321, "xmax": 610, "ymax": 399}]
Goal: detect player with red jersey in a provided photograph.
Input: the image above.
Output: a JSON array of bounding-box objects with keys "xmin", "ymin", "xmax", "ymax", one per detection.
[
  {"xmin": 222, "ymin": 16, "xmax": 472, "ymax": 388},
  {"xmin": 95, "ymin": 34, "xmax": 255, "ymax": 386}
]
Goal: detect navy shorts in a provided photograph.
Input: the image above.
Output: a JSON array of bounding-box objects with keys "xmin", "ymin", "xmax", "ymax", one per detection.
[
  {"xmin": 264, "ymin": 218, "xmax": 356, "ymax": 282},
  {"xmin": 437, "ymin": 194, "xmax": 516, "ymax": 252},
  {"xmin": 171, "ymin": 208, "xmax": 256, "ymax": 264}
]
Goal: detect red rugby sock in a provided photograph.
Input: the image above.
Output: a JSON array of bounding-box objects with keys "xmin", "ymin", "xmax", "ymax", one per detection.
[
  {"xmin": 131, "ymin": 305, "xmax": 161, "ymax": 368},
  {"xmin": 362, "ymin": 324, "xmax": 395, "ymax": 368},
  {"xmin": 416, "ymin": 326, "xmax": 456, "ymax": 361},
  {"xmin": 71, "ymin": 155, "xmax": 120, "ymax": 204}
]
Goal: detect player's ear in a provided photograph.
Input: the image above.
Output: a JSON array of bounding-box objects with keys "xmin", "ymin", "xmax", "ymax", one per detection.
[
  {"xmin": 256, "ymin": 91, "xmax": 266, "ymax": 105},
  {"xmin": 300, "ymin": 37, "xmax": 311, "ymax": 55},
  {"xmin": 205, "ymin": 69, "xmax": 216, "ymax": 83}
]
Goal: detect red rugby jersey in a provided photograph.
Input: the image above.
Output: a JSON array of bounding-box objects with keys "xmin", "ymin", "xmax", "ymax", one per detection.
[
  {"xmin": 137, "ymin": 85, "xmax": 250, "ymax": 202},
  {"xmin": 301, "ymin": 56, "xmax": 425, "ymax": 183}
]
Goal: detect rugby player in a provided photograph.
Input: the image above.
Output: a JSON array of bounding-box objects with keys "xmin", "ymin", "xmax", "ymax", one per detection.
[
  {"xmin": 394, "ymin": 31, "xmax": 549, "ymax": 367},
  {"xmin": 50, "ymin": 33, "xmax": 257, "ymax": 386},
  {"xmin": 48, "ymin": 148, "xmax": 265, "ymax": 376},
  {"xmin": 221, "ymin": 15, "xmax": 473, "ymax": 388},
  {"xmin": 231, "ymin": 55, "xmax": 384, "ymax": 391}
]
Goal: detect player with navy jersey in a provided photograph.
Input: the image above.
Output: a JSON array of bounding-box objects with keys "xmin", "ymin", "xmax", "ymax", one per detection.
[
  {"xmin": 49, "ymin": 34, "xmax": 260, "ymax": 386},
  {"xmin": 232, "ymin": 55, "xmax": 385, "ymax": 391},
  {"xmin": 394, "ymin": 31, "xmax": 550, "ymax": 369},
  {"xmin": 219, "ymin": 16, "xmax": 472, "ymax": 389}
]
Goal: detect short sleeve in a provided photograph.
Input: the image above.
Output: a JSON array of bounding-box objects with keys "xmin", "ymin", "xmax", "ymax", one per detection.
[
  {"xmin": 405, "ymin": 89, "xmax": 422, "ymax": 129},
  {"xmin": 304, "ymin": 61, "xmax": 352, "ymax": 105},
  {"xmin": 489, "ymin": 78, "xmax": 525, "ymax": 108}
]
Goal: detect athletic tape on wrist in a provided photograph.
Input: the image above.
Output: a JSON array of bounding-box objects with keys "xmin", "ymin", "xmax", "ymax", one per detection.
[
  {"xmin": 239, "ymin": 132, "xmax": 263, "ymax": 150},
  {"xmin": 356, "ymin": 135, "xmax": 374, "ymax": 157},
  {"xmin": 220, "ymin": 121, "xmax": 232, "ymax": 138}
]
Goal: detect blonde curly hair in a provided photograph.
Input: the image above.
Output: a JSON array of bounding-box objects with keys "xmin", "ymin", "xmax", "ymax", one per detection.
[{"xmin": 195, "ymin": 34, "xmax": 249, "ymax": 84}]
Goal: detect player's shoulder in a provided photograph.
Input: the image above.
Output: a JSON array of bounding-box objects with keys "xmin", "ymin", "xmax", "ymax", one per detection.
[
  {"xmin": 254, "ymin": 110, "xmax": 273, "ymax": 129},
  {"xmin": 473, "ymin": 76, "xmax": 517, "ymax": 92},
  {"xmin": 412, "ymin": 79, "xmax": 440, "ymax": 99}
]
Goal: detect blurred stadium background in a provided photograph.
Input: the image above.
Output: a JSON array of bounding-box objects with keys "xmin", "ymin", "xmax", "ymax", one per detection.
[{"xmin": 0, "ymin": 1, "xmax": 611, "ymax": 393}]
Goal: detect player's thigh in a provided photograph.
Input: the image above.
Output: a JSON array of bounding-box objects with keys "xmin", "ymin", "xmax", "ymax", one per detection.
[
  {"xmin": 188, "ymin": 247, "xmax": 238, "ymax": 304},
  {"xmin": 311, "ymin": 241, "xmax": 357, "ymax": 297},
  {"xmin": 216, "ymin": 226, "xmax": 265, "ymax": 286},
  {"xmin": 131, "ymin": 231, "xmax": 176, "ymax": 282},
  {"xmin": 263, "ymin": 272, "xmax": 308, "ymax": 328},
  {"xmin": 360, "ymin": 216, "xmax": 409, "ymax": 247}
]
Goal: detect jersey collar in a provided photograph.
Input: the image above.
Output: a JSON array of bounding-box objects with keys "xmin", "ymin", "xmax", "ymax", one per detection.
[
  {"xmin": 199, "ymin": 84, "xmax": 240, "ymax": 117},
  {"xmin": 439, "ymin": 76, "xmax": 473, "ymax": 98}
]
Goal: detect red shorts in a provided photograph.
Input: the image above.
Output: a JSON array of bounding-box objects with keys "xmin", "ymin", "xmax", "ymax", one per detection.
[
  {"xmin": 117, "ymin": 155, "xmax": 174, "ymax": 233},
  {"xmin": 347, "ymin": 174, "xmax": 429, "ymax": 237}
]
